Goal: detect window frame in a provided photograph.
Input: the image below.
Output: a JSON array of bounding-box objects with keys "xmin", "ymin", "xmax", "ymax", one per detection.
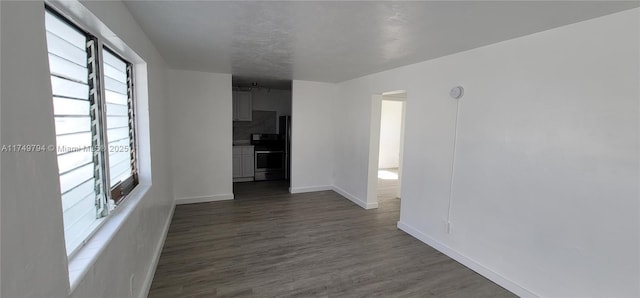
[
  {"xmin": 101, "ymin": 46, "xmax": 139, "ymax": 205},
  {"xmin": 45, "ymin": 4, "xmax": 140, "ymax": 257}
]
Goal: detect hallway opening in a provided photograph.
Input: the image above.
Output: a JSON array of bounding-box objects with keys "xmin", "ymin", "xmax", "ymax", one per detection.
[{"xmin": 367, "ymin": 91, "xmax": 406, "ymax": 211}]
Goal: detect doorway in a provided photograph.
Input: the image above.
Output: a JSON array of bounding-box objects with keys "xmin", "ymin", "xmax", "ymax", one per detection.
[
  {"xmin": 231, "ymin": 77, "xmax": 293, "ymax": 199},
  {"xmin": 367, "ymin": 91, "xmax": 406, "ymax": 209}
]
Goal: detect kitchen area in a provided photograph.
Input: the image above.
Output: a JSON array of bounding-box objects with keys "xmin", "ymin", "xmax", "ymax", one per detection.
[{"xmin": 232, "ymin": 77, "xmax": 292, "ymax": 195}]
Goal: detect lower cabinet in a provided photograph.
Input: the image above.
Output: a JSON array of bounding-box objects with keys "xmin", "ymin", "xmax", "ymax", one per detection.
[
  {"xmin": 233, "ymin": 146, "xmax": 254, "ymax": 182},
  {"xmin": 232, "ymin": 154, "xmax": 242, "ymax": 178}
]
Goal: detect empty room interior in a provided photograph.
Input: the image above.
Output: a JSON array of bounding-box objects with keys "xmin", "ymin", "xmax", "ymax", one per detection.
[{"xmin": 2, "ymin": 1, "xmax": 639, "ymax": 297}]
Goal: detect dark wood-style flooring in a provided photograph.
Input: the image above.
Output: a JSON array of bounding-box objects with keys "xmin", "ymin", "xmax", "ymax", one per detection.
[{"xmin": 148, "ymin": 176, "xmax": 515, "ymax": 297}]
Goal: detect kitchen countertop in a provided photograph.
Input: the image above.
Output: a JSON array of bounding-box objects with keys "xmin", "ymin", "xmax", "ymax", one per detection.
[{"xmin": 233, "ymin": 140, "xmax": 252, "ymax": 146}]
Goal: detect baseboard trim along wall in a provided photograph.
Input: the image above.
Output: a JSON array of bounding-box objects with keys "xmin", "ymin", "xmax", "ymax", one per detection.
[
  {"xmin": 175, "ymin": 193, "xmax": 234, "ymax": 205},
  {"xmin": 397, "ymin": 221, "xmax": 539, "ymax": 298},
  {"xmin": 141, "ymin": 202, "xmax": 176, "ymax": 297},
  {"xmin": 332, "ymin": 186, "xmax": 378, "ymax": 209},
  {"xmin": 290, "ymin": 185, "xmax": 333, "ymax": 194}
]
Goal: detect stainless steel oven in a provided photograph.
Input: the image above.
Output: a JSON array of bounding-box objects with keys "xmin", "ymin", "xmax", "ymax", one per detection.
[
  {"xmin": 254, "ymin": 150, "xmax": 284, "ymax": 181},
  {"xmin": 251, "ymin": 133, "xmax": 286, "ymax": 181}
]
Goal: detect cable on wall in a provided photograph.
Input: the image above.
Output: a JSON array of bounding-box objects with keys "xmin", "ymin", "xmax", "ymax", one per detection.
[{"xmin": 446, "ymin": 86, "xmax": 464, "ymax": 234}]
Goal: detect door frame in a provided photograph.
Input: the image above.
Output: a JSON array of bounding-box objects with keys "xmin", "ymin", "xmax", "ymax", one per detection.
[{"xmin": 366, "ymin": 90, "xmax": 407, "ymax": 207}]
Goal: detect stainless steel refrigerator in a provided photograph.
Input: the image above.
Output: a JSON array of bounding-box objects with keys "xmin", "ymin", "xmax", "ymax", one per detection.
[{"xmin": 279, "ymin": 116, "xmax": 291, "ymax": 180}]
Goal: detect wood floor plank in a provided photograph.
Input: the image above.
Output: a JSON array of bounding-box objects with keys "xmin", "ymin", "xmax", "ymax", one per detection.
[{"xmin": 149, "ymin": 178, "xmax": 515, "ymax": 297}]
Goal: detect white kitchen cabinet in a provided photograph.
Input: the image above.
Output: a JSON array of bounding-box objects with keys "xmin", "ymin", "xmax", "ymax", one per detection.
[
  {"xmin": 233, "ymin": 91, "xmax": 252, "ymax": 121},
  {"xmin": 233, "ymin": 145, "xmax": 254, "ymax": 182},
  {"xmin": 240, "ymin": 147, "xmax": 255, "ymax": 178},
  {"xmin": 232, "ymin": 154, "xmax": 242, "ymax": 178}
]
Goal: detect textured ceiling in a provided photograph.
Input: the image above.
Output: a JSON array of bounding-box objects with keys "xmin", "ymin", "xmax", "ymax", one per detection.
[{"xmin": 124, "ymin": 1, "xmax": 639, "ymax": 87}]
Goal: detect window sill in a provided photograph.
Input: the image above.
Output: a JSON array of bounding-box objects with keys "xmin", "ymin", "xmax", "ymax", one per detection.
[{"xmin": 67, "ymin": 183, "xmax": 151, "ymax": 293}]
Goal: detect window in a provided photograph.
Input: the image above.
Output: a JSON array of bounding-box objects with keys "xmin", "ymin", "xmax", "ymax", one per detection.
[
  {"xmin": 102, "ymin": 49, "xmax": 138, "ymax": 204},
  {"xmin": 44, "ymin": 8, "xmax": 138, "ymax": 256}
]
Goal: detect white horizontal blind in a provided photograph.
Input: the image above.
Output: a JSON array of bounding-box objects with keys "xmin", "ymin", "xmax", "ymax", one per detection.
[
  {"xmin": 45, "ymin": 10, "xmax": 103, "ymax": 255},
  {"xmin": 102, "ymin": 49, "xmax": 134, "ymax": 188}
]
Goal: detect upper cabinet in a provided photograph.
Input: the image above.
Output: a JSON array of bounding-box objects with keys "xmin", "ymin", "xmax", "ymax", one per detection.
[{"xmin": 233, "ymin": 91, "xmax": 252, "ymax": 121}]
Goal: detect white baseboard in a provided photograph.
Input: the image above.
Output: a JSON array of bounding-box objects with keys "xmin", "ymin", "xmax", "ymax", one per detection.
[
  {"xmin": 175, "ymin": 193, "xmax": 234, "ymax": 205},
  {"xmin": 140, "ymin": 202, "xmax": 175, "ymax": 298},
  {"xmin": 290, "ymin": 185, "xmax": 333, "ymax": 194},
  {"xmin": 397, "ymin": 221, "xmax": 538, "ymax": 298},
  {"xmin": 332, "ymin": 186, "xmax": 378, "ymax": 209}
]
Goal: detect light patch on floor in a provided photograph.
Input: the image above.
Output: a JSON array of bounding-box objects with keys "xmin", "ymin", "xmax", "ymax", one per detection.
[{"xmin": 378, "ymin": 169, "xmax": 398, "ymax": 180}]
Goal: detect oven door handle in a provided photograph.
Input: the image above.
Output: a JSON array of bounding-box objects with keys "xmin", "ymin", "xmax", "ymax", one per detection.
[{"xmin": 255, "ymin": 150, "xmax": 284, "ymax": 154}]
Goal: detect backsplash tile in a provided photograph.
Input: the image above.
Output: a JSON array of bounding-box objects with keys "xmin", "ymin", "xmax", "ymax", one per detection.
[{"xmin": 233, "ymin": 110, "xmax": 277, "ymax": 141}]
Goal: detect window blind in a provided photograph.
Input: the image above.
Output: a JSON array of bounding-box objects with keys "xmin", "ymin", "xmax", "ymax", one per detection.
[
  {"xmin": 45, "ymin": 10, "xmax": 104, "ymax": 255},
  {"xmin": 102, "ymin": 49, "xmax": 135, "ymax": 190}
]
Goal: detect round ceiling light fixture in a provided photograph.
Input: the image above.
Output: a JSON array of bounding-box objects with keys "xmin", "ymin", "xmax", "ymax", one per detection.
[{"xmin": 450, "ymin": 86, "xmax": 464, "ymax": 99}]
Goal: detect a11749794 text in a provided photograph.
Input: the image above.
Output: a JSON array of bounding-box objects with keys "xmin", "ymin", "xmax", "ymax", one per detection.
[{"xmin": 1, "ymin": 144, "xmax": 130, "ymax": 153}]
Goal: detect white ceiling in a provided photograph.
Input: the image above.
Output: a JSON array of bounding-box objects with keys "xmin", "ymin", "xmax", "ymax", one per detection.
[{"xmin": 124, "ymin": 1, "xmax": 639, "ymax": 87}]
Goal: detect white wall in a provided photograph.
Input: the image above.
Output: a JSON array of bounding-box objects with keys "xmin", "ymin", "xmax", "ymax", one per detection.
[
  {"xmin": 1, "ymin": 2, "xmax": 69, "ymax": 296},
  {"xmin": 378, "ymin": 100, "xmax": 403, "ymax": 169},
  {"xmin": 1, "ymin": 1, "xmax": 175, "ymax": 297},
  {"xmin": 169, "ymin": 70, "xmax": 233, "ymax": 204},
  {"xmin": 290, "ymin": 81, "xmax": 337, "ymax": 193},
  {"xmin": 333, "ymin": 9, "xmax": 639, "ymax": 297}
]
